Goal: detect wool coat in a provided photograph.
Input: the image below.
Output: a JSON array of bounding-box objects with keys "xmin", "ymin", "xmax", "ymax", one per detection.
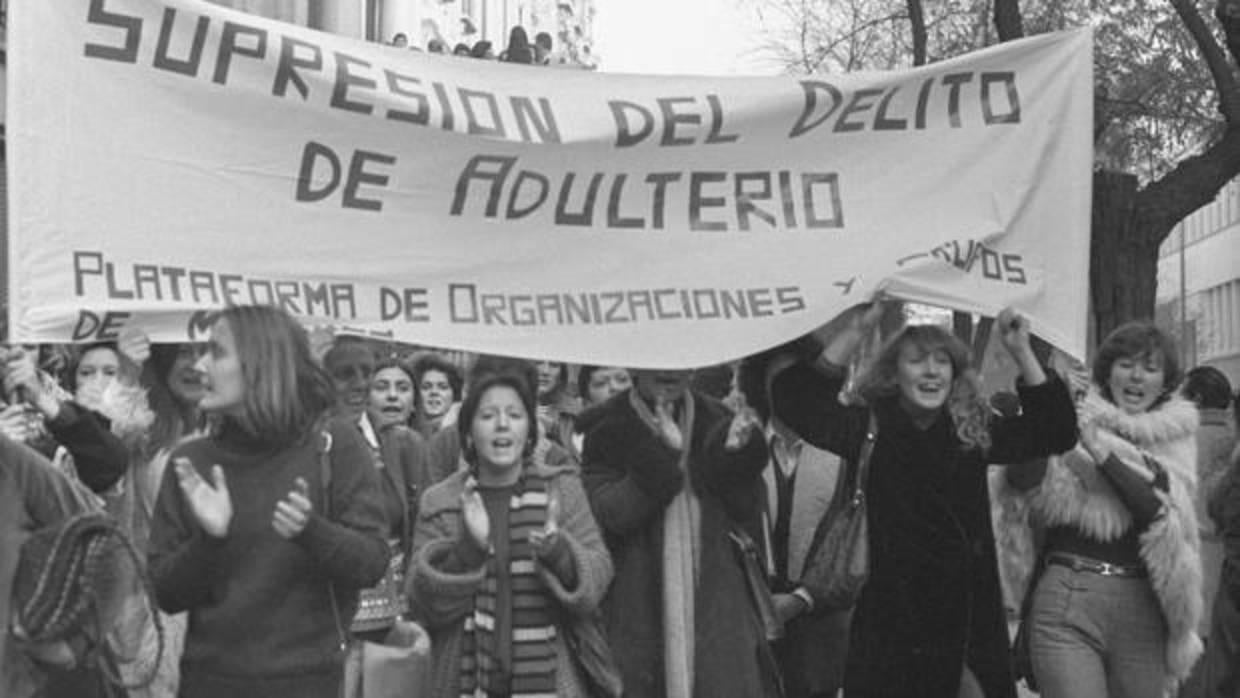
[
  {"xmin": 771, "ymin": 364, "xmax": 1077, "ymax": 698},
  {"xmin": 580, "ymin": 389, "xmax": 780, "ymax": 698},
  {"xmin": 407, "ymin": 463, "xmax": 613, "ymax": 698},
  {"xmin": 0, "ymin": 437, "xmax": 91, "ymax": 698}
]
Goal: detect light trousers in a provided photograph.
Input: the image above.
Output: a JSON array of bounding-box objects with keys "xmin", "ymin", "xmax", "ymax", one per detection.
[{"xmin": 1029, "ymin": 563, "xmax": 1168, "ymax": 698}]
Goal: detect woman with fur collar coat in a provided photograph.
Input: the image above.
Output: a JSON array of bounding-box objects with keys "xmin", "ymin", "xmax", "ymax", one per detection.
[{"xmin": 1022, "ymin": 322, "xmax": 1202, "ymax": 697}]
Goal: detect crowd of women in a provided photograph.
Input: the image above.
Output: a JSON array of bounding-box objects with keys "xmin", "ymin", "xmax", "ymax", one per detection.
[{"xmin": 1, "ymin": 300, "xmax": 1238, "ymax": 698}]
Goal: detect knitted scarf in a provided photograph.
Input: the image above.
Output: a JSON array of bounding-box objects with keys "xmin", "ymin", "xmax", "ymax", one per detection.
[
  {"xmin": 459, "ymin": 469, "xmax": 558, "ymax": 698},
  {"xmin": 629, "ymin": 389, "xmax": 699, "ymax": 698}
]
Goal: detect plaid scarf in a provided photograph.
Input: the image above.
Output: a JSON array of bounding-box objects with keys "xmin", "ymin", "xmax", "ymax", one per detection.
[{"xmin": 459, "ymin": 469, "xmax": 559, "ymax": 697}]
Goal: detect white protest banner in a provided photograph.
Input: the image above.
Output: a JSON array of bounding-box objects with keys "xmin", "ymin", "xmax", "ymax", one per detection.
[{"xmin": 8, "ymin": 0, "xmax": 1093, "ymax": 367}]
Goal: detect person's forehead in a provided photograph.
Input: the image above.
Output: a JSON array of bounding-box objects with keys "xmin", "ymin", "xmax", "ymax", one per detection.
[
  {"xmin": 329, "ymin": 345, "xmax": 374, "ymax": 367},
  {"xmin": 1118, "ymin": 350, "xmax": 1164, "ymax": 366},
  {"xmin": 421, "ymin": 369, "xmax": 451, "ymax": 384},
  {"xmin": 374, "ymin": 366, "xmax": 412, "ymax": 383}
]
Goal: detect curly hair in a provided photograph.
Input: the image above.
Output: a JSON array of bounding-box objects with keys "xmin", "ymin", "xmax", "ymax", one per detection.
[
  {"xmin": 852, "ymin": 324, "xmax": 991, "ymax": 451},
  {"xmin": 412, "ymin": 353, "xmax": 465, "ymax": 403}
]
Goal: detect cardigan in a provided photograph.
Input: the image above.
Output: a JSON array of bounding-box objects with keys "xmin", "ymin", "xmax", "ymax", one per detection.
[{"xmin": 407, "ymin": 463, "xmax": 613, "ymax": 698}]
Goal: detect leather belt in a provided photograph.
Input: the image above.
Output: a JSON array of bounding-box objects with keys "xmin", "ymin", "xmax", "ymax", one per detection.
[{"xmin": 1047, "ymin": 553, "xmax": 1147, "ymax": 578}]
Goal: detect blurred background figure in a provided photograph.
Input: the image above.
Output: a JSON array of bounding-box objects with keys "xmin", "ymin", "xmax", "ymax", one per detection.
[
  {"xmin": 1179, "ymin": 366, "xmax": 1236, "ymax": 698},
  {"xmin": 534, "ymin": 31, "xmax": 554, "ymax": 64},
  {"xmin": 535, "ymin": 360, "xmax": 578, "ymax": 448},
  {"xmin": 411, "ymin": 353, "xmax": 464, "ymax": 441},
  {"xmin": 501, "ymin": 26, "xmax": 534, "ymax": 64}
]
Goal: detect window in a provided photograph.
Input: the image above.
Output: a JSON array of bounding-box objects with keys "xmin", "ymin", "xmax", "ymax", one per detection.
[{"xmin": 1199, "ymin": 280, "xmax": 1240, "ymax": 360}]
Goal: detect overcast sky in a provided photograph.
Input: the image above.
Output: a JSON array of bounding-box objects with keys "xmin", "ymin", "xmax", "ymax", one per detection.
[{"xmin": 592, "ymin": 0, "xmax": 779, "ymax": 76}]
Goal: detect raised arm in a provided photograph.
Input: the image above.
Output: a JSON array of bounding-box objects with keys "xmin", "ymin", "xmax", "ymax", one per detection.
[{"xmin": 581, "ymin": 411, "xmax": 684, "ymax": 538}]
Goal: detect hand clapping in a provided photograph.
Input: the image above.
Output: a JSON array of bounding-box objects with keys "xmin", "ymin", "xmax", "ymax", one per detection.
[
  {"xmin": 461, "ymin": 476, "xmax": 491, "ymax": 551},
  {"xmin": 529, "ymin": 489, "xmax": 564, "ymax": 563},
  {"xmin": 272, "ymin": 477, "xmax": 314, "ymax": 539},
  {"xmin": 174, "ymin": 457, "xmax": 233, "ymax": 538}
]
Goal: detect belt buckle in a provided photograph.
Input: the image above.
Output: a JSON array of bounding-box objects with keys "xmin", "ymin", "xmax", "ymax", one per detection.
[{"xmin": 1096, "ymin": 561, "xmax": 1129, "ymax": 577}]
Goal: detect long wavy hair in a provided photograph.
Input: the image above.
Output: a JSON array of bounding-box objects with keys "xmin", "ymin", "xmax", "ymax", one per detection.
[
  {"xmin": 852, "ymin": 324, "xmax": 991, "ymax": 451},
  {"xmin": 209, "ymin": 305, "xmax": 335, "ymax": 449}
]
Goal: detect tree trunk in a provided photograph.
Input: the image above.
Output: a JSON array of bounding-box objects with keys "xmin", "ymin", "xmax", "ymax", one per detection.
[{"xmin": 1091, "ymin": 170, "xmax": 1163, "ymax": 341}]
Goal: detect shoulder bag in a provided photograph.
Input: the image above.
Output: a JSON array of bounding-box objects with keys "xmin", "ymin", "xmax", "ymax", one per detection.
[
  {"xmin": 799, "ymin": 411, "xmax": 877, "ymax": 612},
  {"xmin": 319, "ymin": 430, "xmax": 433, "ymax": 698}
]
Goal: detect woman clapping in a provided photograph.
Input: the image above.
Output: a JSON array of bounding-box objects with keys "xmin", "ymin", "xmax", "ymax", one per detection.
[{"xmin": 148, "ymin": 305, "xmax": 389, "ymax": 698}]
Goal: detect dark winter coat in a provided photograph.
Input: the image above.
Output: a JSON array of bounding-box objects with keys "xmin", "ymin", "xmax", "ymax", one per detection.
[
  {"xmin": 581, "ymin": 389, "xmax": 779, "ymax": 698},
  {"xmin": 771, "ymin": 364, "xmax": 1077, "ymax": 698}
]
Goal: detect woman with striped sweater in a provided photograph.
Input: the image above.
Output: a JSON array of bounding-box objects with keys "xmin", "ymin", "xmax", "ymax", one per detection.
[{"xmin": 409, "ymin": 366, "xmax": 613, "ymax": 697}]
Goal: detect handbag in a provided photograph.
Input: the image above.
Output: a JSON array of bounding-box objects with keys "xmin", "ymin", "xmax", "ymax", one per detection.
[
  {"xmin": 320, "ymin": 429, "xmax": 433, "ymax": 698},
  {"xmin": 729, "ymin": 527, "xmax": 784, "ymax": 642},
  {"xmin": 342, "ymin": 618, "xmax": 433, "ymax": 698},
  {"xmin": 800, "ymin": 411, "xmax": 877, "ymax": 612},
  {"xmin": 560, "ymin": 611, "xmax": 624, "ymax": 698}
]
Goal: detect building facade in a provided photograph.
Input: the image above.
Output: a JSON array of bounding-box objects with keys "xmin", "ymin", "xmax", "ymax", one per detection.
[{"xmin": 1157, "ymin": 179, "xmax": 1240, "ymax": 386}]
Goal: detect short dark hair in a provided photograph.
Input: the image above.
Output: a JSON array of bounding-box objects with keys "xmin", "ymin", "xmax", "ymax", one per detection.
[
  {"xmin": 470, "ymin": 355, "xmax": 537, "ymax": 400},
  {"xmin": 411, "ymin": 353, "xmax": 464, "ymax": 401},
  {"xmin": 322, "ymin": 336, "xmax": 376, "ymax": 373},
  {"xmin": 457, "ymin": 367, "xmax": 538, "ymax": 462},
  {"xmin": 736, "ymin": 336, "xmax": 826, "ymax": 422},
  {"xmin": 1182, "ymin": 366, "xmax": 1233, "ymax": 409},
  {"xmin": 1092, "ymin": 321, "xmax": 1182, "ymax": 403}
]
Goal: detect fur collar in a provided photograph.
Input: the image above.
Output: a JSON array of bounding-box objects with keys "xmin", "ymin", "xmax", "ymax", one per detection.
[{"xmin": 1078, "ymin": 389, "xmax": 1198, "ymax": 449}]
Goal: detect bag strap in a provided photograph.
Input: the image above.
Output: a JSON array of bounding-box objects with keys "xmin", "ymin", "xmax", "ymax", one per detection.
[
  {"xmin": 850, "ymin": 411, "xmax": 878, "ymax": 503},
  {"xmin": 318, "ymin": 429, "xmax": 349, "ymax": 653}
]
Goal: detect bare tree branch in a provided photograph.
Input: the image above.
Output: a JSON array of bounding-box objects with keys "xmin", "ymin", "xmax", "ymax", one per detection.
[
  {"xmin": 1216, "ymin": 0, "xmax": 1240, "ymax": 68},
  {"xmin": 1169, "ymin": 0, "xmax": 1240, "ymax": 122},
  {"xmin": 993, "ymin": 0, "xmax": 1023, "ymax": 42},
  {"xmin": 906, "ymin": 0, "xmax": 926, "ymax": 66}
]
